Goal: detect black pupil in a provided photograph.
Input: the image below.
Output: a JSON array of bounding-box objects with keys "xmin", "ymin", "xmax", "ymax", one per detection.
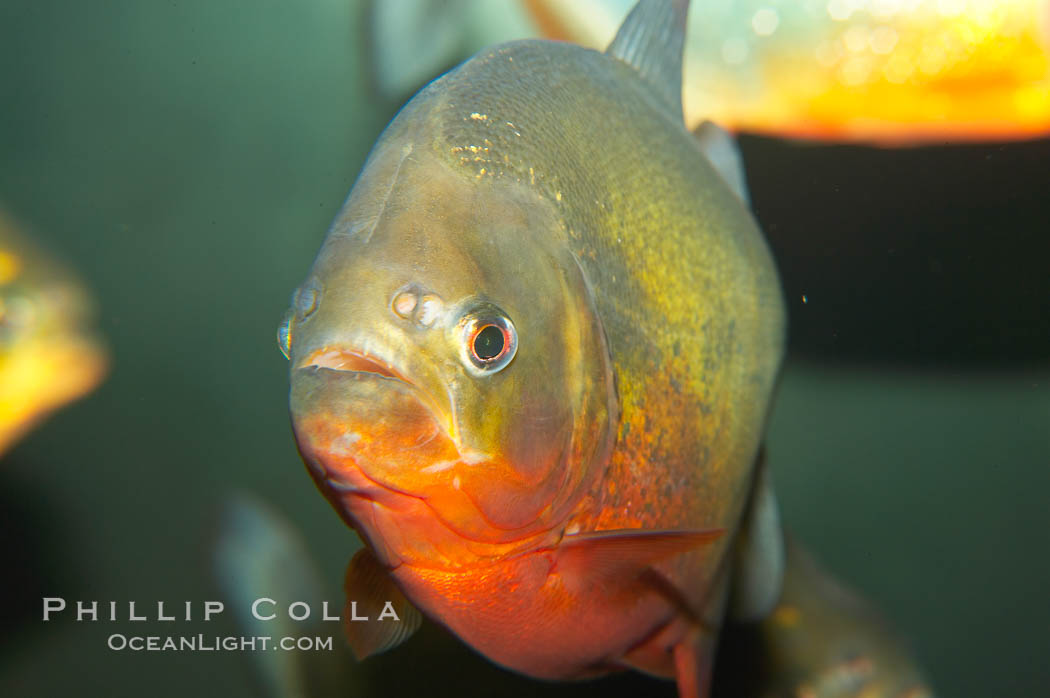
[{"xmin": 473, "ymin": 325, "xmax": 505, "ymax": 361}]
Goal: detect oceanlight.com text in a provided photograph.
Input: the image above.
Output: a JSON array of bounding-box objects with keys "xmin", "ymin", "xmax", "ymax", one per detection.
[{"xmin": 106, "ymin": 634, "xmax": 334, "ymax": 652}]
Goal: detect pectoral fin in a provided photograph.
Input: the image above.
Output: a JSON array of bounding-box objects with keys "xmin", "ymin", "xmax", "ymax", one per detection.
[
  {"xmin": 555, "ymin": 528, "xmax": 723, "ymax": 592},
  {"xmin": 342, "ymin": 547, "xmax": 422, "ymax": 659},
  {"xmin": 729, "ymin": 449, "xmax": 785, "ymax": 622}
]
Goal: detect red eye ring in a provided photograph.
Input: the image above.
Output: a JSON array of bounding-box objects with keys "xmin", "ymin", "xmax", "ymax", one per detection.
[{"xmin": 458, "ymin": 306, "xmax": 517, "ymax": 375}]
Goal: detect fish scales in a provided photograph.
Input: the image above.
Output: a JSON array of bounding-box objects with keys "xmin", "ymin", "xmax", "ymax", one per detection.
[{"xmin": 420, "ymin": 40, "xmax": 784, "ymax": 565}]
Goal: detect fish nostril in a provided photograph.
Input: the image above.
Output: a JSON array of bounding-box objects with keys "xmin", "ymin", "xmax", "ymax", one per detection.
[
  {"xmin": 391, "ymin": 286, "xmax": 445, "ymax": 328},
  {"xmin": 392, "ymin": 289, "xmax": 418, "ymax": 319},
  {"xmin": 416, "ymin": 294, "xmax": 444, "ymax": 327}
]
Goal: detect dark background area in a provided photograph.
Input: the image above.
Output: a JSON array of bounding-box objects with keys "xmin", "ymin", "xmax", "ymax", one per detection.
[
  {"xmin": 745, "ymin": 135, "xmax": 1050, "ymax": 368},
  {"xmin": 0, "ymin": 1, "xmax": 1047, "ymax": 696}
]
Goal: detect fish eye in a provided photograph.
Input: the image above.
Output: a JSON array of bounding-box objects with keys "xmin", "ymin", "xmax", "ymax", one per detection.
[
  {"xmin": 459, "ymin": 306, "xmax": 517, "ymax": 375},
  {"xmin": 473, "ymin": 325, "xmax": 505, "ymax": 360},
  {"xmin": 277, "ymin": 308, "xmax": 293, "ymax": 360}
]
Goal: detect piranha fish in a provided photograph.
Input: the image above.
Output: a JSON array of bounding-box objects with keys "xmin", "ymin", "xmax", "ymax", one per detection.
[
  {"xmin": 370, "ymin": 0, "xmax": 1050, "ymax": 144},
  {"xmin": 281, "ymin": 1, "xmax": 919, "ymax": 695},
  {"xmin": 0, "ymin": 210, "xmax": 107, "ymax": 455}
]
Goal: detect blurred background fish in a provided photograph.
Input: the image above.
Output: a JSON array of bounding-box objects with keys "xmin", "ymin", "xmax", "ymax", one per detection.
[
  {"xmin": 0, "ymin": 210, "xmax": 106, "ymax": 455},
  {"xmin": 713, "ymin": 539, "xmax": 932, "ymax": 697},
  {"xmin": 214, "ymin": 494, "xmax": 355, "ymax": 698},
  {"xmin": 368, "ymin": 0, "xmax": 1050, "ymax": 143}
]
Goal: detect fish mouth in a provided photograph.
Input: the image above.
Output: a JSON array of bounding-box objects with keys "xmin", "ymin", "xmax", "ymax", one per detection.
[
  {"xmin": 299, "ymin": 348, "xmax": 414, "ymax": 386},
  {"xmin": 290, "ymin": 344, "xmax": 439, "ymax": 495},
  {"xmin": 293, "ymin": 344, "xmax": 454, "ymax": 445}
]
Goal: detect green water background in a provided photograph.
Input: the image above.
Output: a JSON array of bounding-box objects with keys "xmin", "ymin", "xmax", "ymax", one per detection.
[{"xmin": 0, "ymin": 1, "xmax": 1047, "ymax": 696}]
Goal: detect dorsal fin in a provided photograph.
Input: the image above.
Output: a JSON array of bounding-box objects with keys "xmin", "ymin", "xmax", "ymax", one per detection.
[{"xmin": 606, "ymin": 0, "xmax": 690, "ymax": 121}]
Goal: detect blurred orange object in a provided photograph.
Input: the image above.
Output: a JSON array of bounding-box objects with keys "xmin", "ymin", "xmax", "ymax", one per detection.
[
  {"xmin": 526, "ymin": 0, "xmax": 1050, "ymax": 143},
  {"xmin": 0, "ymin": 211, "xmax": 107, "ymax": 454}
]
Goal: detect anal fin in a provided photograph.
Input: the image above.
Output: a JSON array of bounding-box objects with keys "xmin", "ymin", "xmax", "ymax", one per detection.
[
  {"xmin": 673, "ymin": 629, "xmax": 715, "ymax": 698},
  {"xmin": 342, "ymin": 547, "xmax": 422, "ymax": 659}
]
